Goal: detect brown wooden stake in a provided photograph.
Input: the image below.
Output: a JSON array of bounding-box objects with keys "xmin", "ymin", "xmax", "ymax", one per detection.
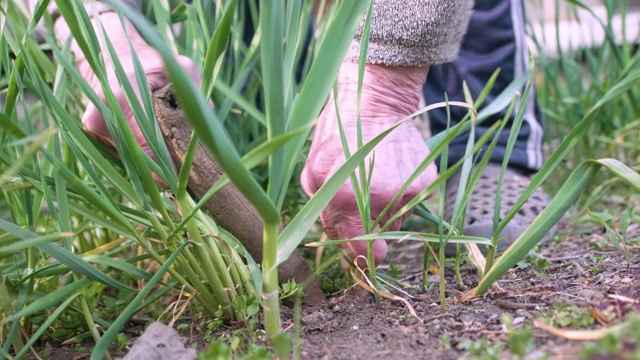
[{"xmin": 152, "ymin": 85, "xmax": 324, "ymax": 305}]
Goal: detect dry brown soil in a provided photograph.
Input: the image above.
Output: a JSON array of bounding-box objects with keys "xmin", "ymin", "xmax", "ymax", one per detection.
[{"xmin": 32, "ymin": 222, "xmax": 640, "ymax": 360}]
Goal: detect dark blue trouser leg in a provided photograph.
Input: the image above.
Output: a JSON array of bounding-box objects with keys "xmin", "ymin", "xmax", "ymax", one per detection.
[{"xmin": 424, "ymin": 0, "xmax": 545, "ymax": 172}]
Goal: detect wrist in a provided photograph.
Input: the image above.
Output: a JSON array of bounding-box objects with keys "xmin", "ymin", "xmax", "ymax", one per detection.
[{"xmin": 334, "ymin": 62, "xmax": 429, "ymax": 124}]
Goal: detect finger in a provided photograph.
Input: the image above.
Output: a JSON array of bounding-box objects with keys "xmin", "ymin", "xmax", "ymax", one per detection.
[
  {"xmin": 82, "ymin": 81, "xmax": 155, "ymax": 158},
  {"xmin": 376, "ymin": 160, "xmax": 438, "ymax": 231},
  {"xmin": 300, "ymin": 165, "xmax": 319, "ymax": 197},
  {"xmin": 82, "ymin": 100, "xmax": 114, "ymax": 148},
  {"xmin": 322, "ymin": 210, "xmax": 387, "ymax": 268},
  {"xmin": 379, "ymin": 191, "xmax": 415, "ymax": 233}
]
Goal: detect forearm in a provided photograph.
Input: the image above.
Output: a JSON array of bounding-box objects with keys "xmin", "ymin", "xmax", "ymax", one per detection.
[{"xmin": 346, "ymin": 0, "xmax": 474, "ymax": 67}]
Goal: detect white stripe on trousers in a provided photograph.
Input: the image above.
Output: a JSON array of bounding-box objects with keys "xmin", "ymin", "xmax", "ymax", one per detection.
[{"xmin": 511, "ymin": 0, "xmax": 545, "ymax": 170}]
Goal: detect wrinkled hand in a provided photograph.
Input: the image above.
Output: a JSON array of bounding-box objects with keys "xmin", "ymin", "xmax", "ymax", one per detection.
[
  {"xmin": 57, "ymin": 13, "xmax": 200, "ymax": 161},
  {"xmin": 301, "ymin": 62, "xmax": 437, "ymax": 267}
]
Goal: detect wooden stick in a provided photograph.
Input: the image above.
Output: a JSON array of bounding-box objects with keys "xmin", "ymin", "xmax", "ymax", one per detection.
[{"xmin": 153, "ymin": 85, "xmax": 324, "ymax": 305}]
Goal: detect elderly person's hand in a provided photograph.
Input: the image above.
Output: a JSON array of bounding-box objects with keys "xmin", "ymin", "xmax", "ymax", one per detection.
[
  {"xmin": 56, "ymin": 12, "xmax": 200, "ymax": 161},
  {"xmin": 301, "ymin": 61, "xmax": 437, "ymax": 267}
]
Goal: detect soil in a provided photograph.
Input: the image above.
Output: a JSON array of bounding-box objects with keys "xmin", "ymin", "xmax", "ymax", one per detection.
[
  {"xmin": 287, "ymin": 222, "xmax": 640, "ymax": 360},
  {"xmin": 30, "ymin": 221, "xmax": 640, "ymax": 360}
]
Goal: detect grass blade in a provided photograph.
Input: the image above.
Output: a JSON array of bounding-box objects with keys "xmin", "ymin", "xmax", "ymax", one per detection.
[
  {"xmin": 474, "ymin": 158, "xmax": 640, "ymax": 295},
  {"xmin": 91, "ymin": 241, "xmax": 188, "ymax": 360},
  {"xmin": 0, "ymin": 219, "xmax": 132, "ymax": 291}
]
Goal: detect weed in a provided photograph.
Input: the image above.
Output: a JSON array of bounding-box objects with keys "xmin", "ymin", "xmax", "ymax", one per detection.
[
  {"xmin": 388, "ymin": 263, "xmax": 404, "ymax": 279},
  {"xmin": 205, "ymin": 319, "xmax": 225, "ymax": 339},
  {"xmin": 198, "ymin": 341, "xmax": 232, "ymax": 360},
  {"xmin": 455, "ymin": 317, "xmax": 539, "ymax": 359},
  {"xmin": 318, "ymin": 250, "xmax": 353, "ymax": 294},
  {"xmin": 589, "ymin": 267, "xmax": 604, "ymax": 276},
  {"xmin": 586, "ymin": 207, "xmax": 635, "ymax": 265},
  {"xmin": 39, "ymin": 347, "xmax": 52, "ymax": 360},
  {"xmin": 197, "ymin": 317, "xmax": 276, "ymax": 360},
  {"xmin": 279, "ymin": 279, "xmax": 304, "ymax": 301},
  {"xmin": 516, "ymin": 251, "xmax": 550, "ymax": 274},
  {"xmin": 440, "ymin": 334, "xmax": 451, "ymax": 350},
  {"xmin": 503, "ymin": 315, "xmax": 535, "ymax": 359},
  {"xmin": 457, "ymin": 338, "xmax": 504, "ymax": 360},
  {"xmin": 537, "ymin": 303, "xmax": 595, "ymax": 329},
  {"xmin": 588, "ymin": 254, "xmax": 608, "ymax": 263},
  {"xmin": 115, "ymin": 333, "xmax": 128, "ymax": 354}
]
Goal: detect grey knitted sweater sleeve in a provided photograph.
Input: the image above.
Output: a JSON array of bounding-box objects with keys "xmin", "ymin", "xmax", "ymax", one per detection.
[{"xmin": 345, "ymin": 0, "xmax": 474, "ymax": 67}]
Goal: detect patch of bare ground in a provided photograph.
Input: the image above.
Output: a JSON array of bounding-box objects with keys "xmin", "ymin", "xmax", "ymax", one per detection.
[
  {"xmin": 31, "ymin": 223, "xmax": 640, "ymax": 359},
  {"xmin": 291, "ymin": 222, "xmax": 640, "ymax": 359}
]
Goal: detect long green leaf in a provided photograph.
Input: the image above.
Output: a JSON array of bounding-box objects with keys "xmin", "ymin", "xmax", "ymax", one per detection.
[
  {"xmin": 474, "ymin": 158, "xmax": 640, "ymax": 295},
  {"xmin": 202, "ymin": 0, "xmax": 235, "ymax": 99},
  {"xmin": 106, "ymin": 0, "xmax": 280, "ymax": 225},
  {"xmin": 426, "ymin": 71, "xmax": 528, "ymax": 149},
  {"xmin": 14, "ymin": 293, "xmax": 82, "ymax": 359},
  {"xmin": 494, "ymin": 69, "xmax": 640, "ymax": 238},
  {"xmin": 0, "ymin": 219, "xmax": 132, "ymax": 291},
  {"xmin": 311, "ymin": 231, "xmax": 492, "ymax": 246},
  {"xmin": 281, "ymin": 1, "xmax": 369, "ymax": 198},
  {"xmin": 91, "ymin": 242, "xmax": 188, "ymax": 360},
  {"xmin": 0, "ymin": 111, "xmax": 26, "ymax": 139},
  {"xmin": 0, "ymin": 128, "xmax": 56, "ymax": 186},
  {"xmin": 261, "ymin": 0, "xmax": 287, "ymax": 206},
  {"xmin": 3, "ymin": 278, "xmax": 89, "ymax": 324},
  {"xmin": 167, "ymin": 123, "xmax": 314, "ymax": 242},
  {"xmin": 0, "ymin": 232, "xmax": 73, "ymax": 255}
]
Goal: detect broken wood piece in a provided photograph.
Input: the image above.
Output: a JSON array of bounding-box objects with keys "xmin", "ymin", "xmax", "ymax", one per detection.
[{"xmin": 152, "ymin": 85, "xmax": 324, "ymax": 305}]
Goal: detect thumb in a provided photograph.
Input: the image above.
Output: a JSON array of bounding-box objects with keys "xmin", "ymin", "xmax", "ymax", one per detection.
[
  {"xmin": 82, "ymin": 100, "xmax": 113, "ymax": 149},
  {"xmin": 82, "ymin": 83, "xmax": 173, "ymax": 189}
]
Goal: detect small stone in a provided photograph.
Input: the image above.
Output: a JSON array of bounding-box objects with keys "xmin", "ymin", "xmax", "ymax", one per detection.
[
  {"xmin": 122, "ymin": 322, "xmax": 197, "ymax": 360},
  {"xmin": 515, "ymin": 309, "xmax": 532, "ymax": 318},
  {"xmin": 578, "ymin": 289, "xmax": 605, "ymax": 301},
  {"xmin": 427, "ymin": 275, "xmax": 439, "ymax": 283},
  {"xmin": 526, "ymin": 349, "xmax": 548, "ymax": 360},
  {"xmin": 302, "ymin": 311, "xmax": 327, "ymax": 324},
  {"xmin": 400, "ymin": 326, "xmax": 412, "ymax": 336},
  {"xmin": 459, "ymin": 313, "xmax": 479, "ymax": 323}
]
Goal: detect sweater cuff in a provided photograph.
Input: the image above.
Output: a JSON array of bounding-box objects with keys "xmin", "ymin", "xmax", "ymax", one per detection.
[{"xmin": 345, "ymin": 0, "xmax": 474, "ymax": 67}]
